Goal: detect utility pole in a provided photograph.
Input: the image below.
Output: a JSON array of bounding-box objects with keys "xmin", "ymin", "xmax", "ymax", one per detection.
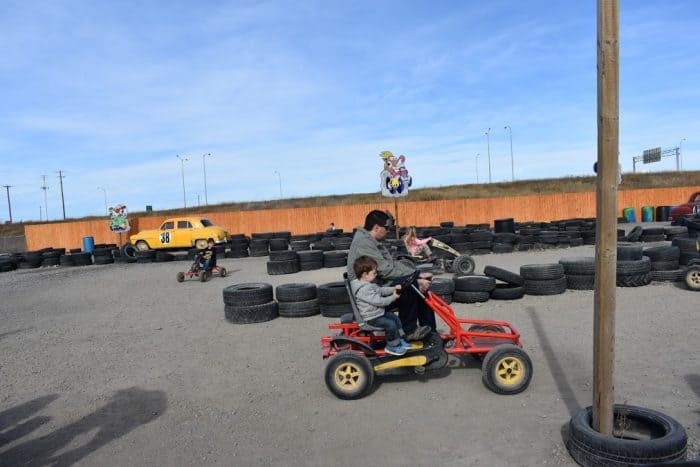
[
  {"xmin": 202, "ymin": 153, "xmax": 211, "ymax": 205},
  {"xmin": 485, "ymin": 128, "xmax": 492, "ymax": 183},
  {"xmin": 177, "ymin": 155, "xmax": 188, "ymax": 208},
  {"xmin": 41, "ymin": 175, "xmax": 49, "ymax": 221},
  {"xmin": 504, "ymin": 125, "xmax": 514, "ymax": 181},
  {"xmin": 57, "ymin": 170, "xmax": 66, "ymax": 219},
  {"xmin": 2, "ymin": 185, "xmax": 12, "ymax": 223},
  {"xmin": 39, "ymin": 205, "xmax": 43, "ymax": 222}
]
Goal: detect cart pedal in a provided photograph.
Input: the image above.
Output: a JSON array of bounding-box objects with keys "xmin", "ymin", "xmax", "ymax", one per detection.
[{"xmin": 414, "ymin": 366, "xmax": 426, "ymax": 375}]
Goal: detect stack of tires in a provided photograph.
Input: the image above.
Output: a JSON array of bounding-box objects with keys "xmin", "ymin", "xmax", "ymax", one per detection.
[
  {"xmin": 249, "ymin": 238, "xmax": 269, "ymax": 257},
  {"xmin": 275, "ymin": 283, "xmax": 320, "ymax": 317},
  {"xmin": 559, "ymin": 257, "xmax": 595, "ymax": 290},
  {"xmin": 644, "ymin": 246, "xmax": 684, "ymax": 282},
  {"xmin": 93, "ymin": 247, "xmax": 115, "ymax": 265},
  {"xmin": 538, "ymin": 231, "xmax": 559, "ymax": 249},
  {"xmin": 323, "ymin": 251, "xmax": 347, "ymax": 268},
  {"xmin": 452, "ymin": 275, "xmax": 495, "ymax": 303},
  {"xmin": 120, "ymin": 244, "xmax": 138, "ymax": 263},
  {"xmin": 18, "ymin": 252, "xmax": 42, "ymax": 269},
  {"xmin": 289, "ymin": 239, "xmax": 311, "ymax": 251},
  {"xmin": 664, "ymin": 226, "xmax": 687, "ymax": 241},
  {"xmin": 266, "ymin": 250, "xmax": 300, "ymax": 275},
  {"xmin": 517, "ymin": 226, "xmax": 540, "ymax": 251},
  {"xmin": 616, "ymin": 244, "xmax": 651, "ymax": 287},
  {"xmin": 521, "ymin": 263, "xmax": 567, "ymax": 295},
  {"xmin": 269, "ymin": 237, "xmax": 289, "ymax": 252},
  {"xmin": 135, "ymin": 249, "xmax": 156, "ymax": 264},
  {"xmin": 492, "ymin": 233, "xmax": 516, "ymax": 254},
  {"xmin": 154, "ymin": 251, "xmax": 175, "ymax": 263},
  {"xmin": 41, "ymin": 249, "xmax": 62, "ymax": 267},
  {"xmin": 223, "ymin": 283, "xmax": 278, "ymax": 324},
  {"xmin": 317, "ymin": 281, "xmax": 351, "ymax": 317},
  {"xmin": 429, "ymin": 277, "xmax": 455, "ymax": 304},
  {"xmin": 0, "ymin": 256, "xmax": 16, "ymax": 272},
  {"xmin": 331, "ymin": 236, "xmax": 352, "ymax": 250},
  {"xmin": 640, "ymin": 227, "xmax": 665, "ymax": 242},
  {"xmin": 483, "ymin": 266, "xmax": 525, "ymax": 300},
  {"xmin": 298, "ymin": 250, "xmax": 323, "ymax": 270},
  {"xmin": 673, "ymin": 237, "xmax": 700, "ymax": 266},
  {"xmin": 227, "ymin": 235, "xmax": 250, "ymax": 258},
  {"xmin": 468, "ymin": 231, "xmax": 493, "ymax": 255},
  {"xmin": 312, "ymin": 239, "xmax": 334, "ymax": 251}
]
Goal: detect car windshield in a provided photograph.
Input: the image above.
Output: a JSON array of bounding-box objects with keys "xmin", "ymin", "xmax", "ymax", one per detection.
[{"xmin": 200, "ymin": 219, "xmax": 213, "ymax": 227}]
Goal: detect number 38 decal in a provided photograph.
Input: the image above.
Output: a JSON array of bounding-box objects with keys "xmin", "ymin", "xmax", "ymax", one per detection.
[{"xmin": 160, "ymin": 232, "xmax": 171, "ymax": 244}]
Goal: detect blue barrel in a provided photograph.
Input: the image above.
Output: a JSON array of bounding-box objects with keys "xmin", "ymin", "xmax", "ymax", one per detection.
[
  {"xmin": 82, "ymin": 236, "xmax": 95, "ymax": 253},
  {"xmin": 622, "ymin": 207, "xmax": 636, "ymax": 223},
  {"xmin": 641, "ymin": 205, "xmax": 654, "ymax": 222}
]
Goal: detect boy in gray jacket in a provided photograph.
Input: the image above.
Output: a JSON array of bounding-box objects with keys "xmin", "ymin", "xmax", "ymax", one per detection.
[{"xmin": 351, "ymin": 256, "xmax": 411, "ymax": 356}]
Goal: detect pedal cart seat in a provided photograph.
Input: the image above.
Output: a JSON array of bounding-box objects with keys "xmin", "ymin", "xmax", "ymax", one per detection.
[{"xmin": 321, "ymin": 271, "xmax": 533, "ymax": 399}]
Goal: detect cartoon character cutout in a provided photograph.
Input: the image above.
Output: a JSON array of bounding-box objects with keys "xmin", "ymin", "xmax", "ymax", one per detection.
[
  {"xmin": 108, "ymin": 204, "xmax": 131, "ymax": 233},
  {"xmin": 380, "ymin": 151, "xmax": 412, "ymax": 197}
]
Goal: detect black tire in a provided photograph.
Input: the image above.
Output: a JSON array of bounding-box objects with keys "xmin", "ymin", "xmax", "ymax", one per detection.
[
  {"xmin": 650, "ymin": 269, "xmax": 685, "ymax": 282},
  {"xmin": 685, "ymin": 266, "xmax": 700, "ymax": 291},
  {"xmin": 520, "ymin": 263, "xmax": 565, "ymax": 280},
  {"xmin": 566, "ymin": 274, "xmax": 596, "ymax": 290},
  {"xmin": 679, "ymin": 252, "xmax": 700, "ymax": 266},
  {"xmin": 223, "ymin": 283, "xmax": 274, "ymax": 306},
  {"xmin": 266, "ymin": 260, "xmax": 300, "ymax": 275},
  {"xmin": 317, "ymin": 281, "xmax": 350, "ymax": 304},
  {"xmin": 434, "ymin": 293, "xmax": 453, "ymax": 304},
  {"xmin": 559, "ymin": 257, "xmax": 595, "ymax": 275},
  {"xmin": 121, "ymin": 243, "xmax": 138, "ymax": 259},
  {"xmin": 269, "ymin": 238, "xmax": 289, "ymax": 251},
  {"xmin": 524, "ymin": 276, "xmax": 567, "ymax": 295},
  {"xmin": 324, "ymin": 351, "xmax": 374, "ymax": 400},
  {"xmin": 672, "ymin": 237, "xmax": 698, "ymax": 253},
  {"xmin": 320, "ymin": 303, "xmax": 353, "ymax": 318},
  {"xmin": 176, "ymin": 272, "xmax": 185, "ymax": 282},
  {"xmin": 225, "ymin": 301, "xmax": 279, "ymax": 324},
  {"xmin": 299, "ymin": 261, "xmax": 323, "ymax": 271},
  {"xmin": 489, "ymin": 284, "xmax": 525, "ymax": 300},
  {"xmin": 429, "ymin": 277, "xmax": 455, "ymax": 295},
  {"xmin": 492, "ymin": 243, "xmax": 514, "ymax": 254},
  {"xmin": 483, "ymin": 265, "xmax": 524, "ymax": 286},
  {"xmin": 278, "ymin": 298, "xmax": 320, "ymax": 317},
  {"xmin": 624, "ymin": 226, "xmax": 643, "ymax": 242},
  {"xmin": 200, "ymin": 270, "xmax": 210, "ymax": 282},
  {"xmin": 650, "ymin": 260, "xmax": 680, "ymax": 271},
  {"xmin": 275, "ymin": 283, "xmax": 317, "ymax": 302},
  {"xmin": 155, "ymin": 252, "xmax": 175, "ymax": 262},
  {"xmin": 616, "ymin": 272, "xmax": 652, "ymax": 287},
  {"xmin": 225, "ymin": 249, "xmax": 249, "ymax": 258},
  {"xmin": 323, "ymin": 251, "xmax": 348, "ymax": 268},
  {"xmin": 643, "ymin": 246, "xmax": 680, "ymax": 262},
  {"xmin": 493, "ymin": 232, "xmax": 517, "ymax": 243},
  {"xmin": 640, "ymin": 234, "xmax": 665, "ymax": 242},
  {"xmin": 59, "ymin": 255, "xmax": 75, "ymax": 267},
  {"xmin": 481, "ymin": 344, "xmax": 533, "ymax": 395},
  {"xmin": 72, "ymin": 252, "xmax": 93, "ymax": 266},
  {"xmin": 566, "ymin": 404, "xmax": 687, "ymax": 467},
  {"xmin": 453, "ymin": 275, "xmax": 496, "ymax": 292},
  {"xmin": 448, "ymin": 255, "xmax": 473, "ymax": 275},
  {"xmin": 290, "ymin": 240, "xmax": 310, "ymax": 251},
  {"xmin": 617, "ymin": 257, "xmax": 651, "ymax": 275},
  {"xmin": 453, "ymin": 290, "xmax": 490, "ymax": 303},
  {"xmin": 617, "ymin": 243, "xmax": 643, "ymax": 260},
  {"xmin": 94, "ymin": 256, "xmax": 115, "ymax": 265},
  {"xmin": 298, "ymin": 250, "xmax": 323, "ymax": 262},
  {"xmin": 269, "ymin": 250, "xmax": 297, "ymax": 261}
]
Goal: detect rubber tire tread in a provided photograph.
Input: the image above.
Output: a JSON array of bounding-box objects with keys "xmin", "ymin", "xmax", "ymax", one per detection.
[
  {"xmin": 223, "ymin": 283, "xmax": 274, "ymax": 306},
  {"xmin": 616, "ymin": 257, "xmax": 651, "ymax": 275},
  {"xmin": 483, "ymin": 265, "xmax": 524, "ymax": 286},
  {"xmin": 278, "ymin": 298, "xmax": 320, "ymax": 317},
  {"xmin": 489, "ymin": 284, "xmax": 525, "ymax": 300},
  {"xmin": 524, "ymin": 276, "xmax": 567, "ymax": 295},
  {"xmin": 559, "ymin": 257, "xmax": 595, "ymax": 275},
  {"xmin": 453, "ymin": 290, "xmax": 490, "ymax": 303},
  {"xmin": 266, "ymin": 260, "xmax": 300, "ymax": 275},
  {"xmin": 453, "ymin": 275, "xmax": 496, "ymax": 292},
  {"xmin": 481, "ymin": 344, "xmax": 533, "ymax": 395},
  {"xmin": 275, "ymin": 283, "xmax": 317, "ymax": 302},
  {"xmin": 616, "ymin": 272, "xmax": 652, "ymax": 287},
  {"xmin": 650, "ymin": 269, "xmax": 685, "ymax": 282},
  {"xmin": 225, "ymin": 301, "xmax": 278, "ymax": 324},
  {"xmin": 520, "ymin": 263, "xmax": 565, "ymax": 280},
  {"xmin": 317, "ymin": 281, "xmax": 350, "ymax": 304},
  {"xmin": 566, "ymin": 274, "xmax": 595, "ymax": 290},
  {"xmin": 320, "ymin": 303, "xmax": 353, "ymax": 317}
]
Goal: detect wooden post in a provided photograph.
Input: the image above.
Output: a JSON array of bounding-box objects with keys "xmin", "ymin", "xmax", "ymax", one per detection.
[
  {"xmin": 394, "ymin": 198, "xmax": 400, "ymax": 240},
  {"xmin": 593, "ymin": 0, "xmax": 619, "ymax": 435}
]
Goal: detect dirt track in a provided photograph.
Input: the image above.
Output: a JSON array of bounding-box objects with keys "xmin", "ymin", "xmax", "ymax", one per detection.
[{"xmin": 1, "ymin": 240, "xmax": 698, "ymax": 466}]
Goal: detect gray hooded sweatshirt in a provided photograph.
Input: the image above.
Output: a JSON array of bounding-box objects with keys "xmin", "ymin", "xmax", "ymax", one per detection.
[{"xmin": 350, "ymin": 279, "xmax": 397, "ymax": 322}]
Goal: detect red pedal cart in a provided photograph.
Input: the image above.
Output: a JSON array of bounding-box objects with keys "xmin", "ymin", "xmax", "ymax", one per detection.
[
  {"xmin": 176, "ymin": 259, "xmax": 227, "ymax": 283},
  {"xmin": 321, "ymin": 270, "xmax": 533, "ymax": 399}
]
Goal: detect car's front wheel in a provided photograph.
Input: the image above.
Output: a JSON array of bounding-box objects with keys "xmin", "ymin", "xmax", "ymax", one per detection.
[
  {"xmin": 135, "ymin": 240, "xmax": 150, "ymax": 251},
  {"xmin": 194, "ymin": 238, "xmax": 208, "ymax": 249}
]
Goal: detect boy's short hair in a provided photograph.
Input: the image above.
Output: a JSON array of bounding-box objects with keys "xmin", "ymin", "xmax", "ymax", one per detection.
[
  {"xmin": 207, "ymin": 238, "xmax": 215, "ymax": 243},
  {"xmin": 353, "ymin": 255, "xmax": 377, "ymax": 278},
  {"xmin": 364, "ymin": 210, "xmax": 391, "ymax": 231}
]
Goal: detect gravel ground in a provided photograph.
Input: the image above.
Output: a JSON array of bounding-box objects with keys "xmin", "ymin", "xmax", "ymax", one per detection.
[{"xmin": 0, "ymin": 233, "xmax": 698, "ymax": 466}]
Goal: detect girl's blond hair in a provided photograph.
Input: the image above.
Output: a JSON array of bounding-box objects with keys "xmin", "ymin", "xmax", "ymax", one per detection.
[{"xmin": 403, "ymin": 226, "xmax": 417, "ymax": 247}]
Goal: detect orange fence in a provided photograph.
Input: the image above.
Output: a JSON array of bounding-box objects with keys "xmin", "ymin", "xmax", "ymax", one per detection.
[{"xmin": 24, "ymin": 186, "xmax": 699, "ymax": 251}]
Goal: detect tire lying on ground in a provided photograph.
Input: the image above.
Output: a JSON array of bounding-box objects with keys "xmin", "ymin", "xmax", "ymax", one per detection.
[
  {"xmin": 483, "ymin": 265, "xmax": 524, "ymax": 286},
  {"xmin": 429, "ymin": 277, "xmax": 455, "ymax": 304},
  {"xmin": 266, "ymin": 259, "xmax": 300, "ymax": 275},
  {"xmin": 318, "ymin": 281, "xmax": 351, "ymax": 317},
  {"xmin": 617, "ymin": 242, "xmax": 643, "ymax": 260},
  {"xmin": 566, "ymin": 404, "xmax": 687, "ymax": 467},
  {"xmin": 453, "ymin": 275, "xmax": 496, "ymax": 292},
  {"xmin": 275, "ymin": 283, "xmax": 317, "ymax": 302},
  {"xmin": 223, "ymin": 283, "xmax": 274, "ymax": 306},
  {"xmin": 323, "ymin": 251, "xmax": 348, "ymax": 268},
  {"xmin": 650, "ymin": 269, "xmax": 685, "ymax": 282},
  {"xmin": 278, "ymin": 299, "xmax": 320, "ymax": 317},
  {"xmin": 225, "ymin": 301, "xmax": 279, "ymax": 324},
  {"xmin": 616, "ymin": 257, "xmax": 652, "ymax": 287},
  {"xmin": 298, "ymin": 250, "xmax": 323, "ymax": 271},
  {"xmin": 135, "ymin": 250, "xmax": 156, "ymax": 263},
  {"xmin": 453, "ymin": 290, "xmax": 490, "ymax": 303},
  {"xmin": 520, "ymin": 263, "xmax": 565, "ymax": 281},
  {"xmin": 72, "ymin": 252, "xmax": 93, "ymax": 266},
  {"xmin": 524, "ymin": 276, "xmax": 567, "ymax": 295},
  {"xmin": 489, "ymin": 284, "xmax": 525, "ymax": 300}
]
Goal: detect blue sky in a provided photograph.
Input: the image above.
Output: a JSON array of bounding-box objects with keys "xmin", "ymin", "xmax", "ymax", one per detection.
[{"xmin": 1, "ymin": 1, "xmax": 698, "ymax": 222}]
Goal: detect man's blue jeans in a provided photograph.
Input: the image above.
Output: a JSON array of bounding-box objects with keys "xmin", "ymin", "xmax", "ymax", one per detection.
[{"xmin": 366, "ymin": 312, "xmax": 402, "ymax": 346}]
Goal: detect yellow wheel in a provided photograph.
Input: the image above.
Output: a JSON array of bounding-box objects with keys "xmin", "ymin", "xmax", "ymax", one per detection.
[
  {"xmin": 324, "ymin": 351, "xmax": 374, "ymax": 400},
  {"xmin": 135, "ymin": 240, "xmax": 150, "ymax": 251},
  {"xmin": 685, "ymin": 266, "xmax": 700, "ymax": 291},
  {"xmin": 194, "ymin": 239, "xmax": 208, "ymax": 249},
  {"xmin": 482, "ymin": 344, "xmax": 532, "ymax": 395}
]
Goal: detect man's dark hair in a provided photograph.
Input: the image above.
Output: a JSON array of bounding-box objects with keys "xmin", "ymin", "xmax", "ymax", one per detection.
[
  {"xmin": 364, "ymin": 210, "xmax": 391, "ymax": 231},
  {"xmin": 353, "ymin": 255, "xmax": 378, "ymax": 278}
]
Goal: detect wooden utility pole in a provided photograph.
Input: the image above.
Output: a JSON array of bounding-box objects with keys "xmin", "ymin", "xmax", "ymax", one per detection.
[
  {"xmin": 394, "ymin": 198, "xmax": 400, "ymax": 240},
  {"xmin": 593, "ymin": 0, "xmax": 619, "ymax": 435}
]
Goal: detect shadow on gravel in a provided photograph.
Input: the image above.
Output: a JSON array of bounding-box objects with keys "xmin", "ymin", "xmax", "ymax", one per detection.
[
  {"xmin": 0, "ymin": 394, "xmax": 59, "ymax": 448},
  {"xmin": 526, "ymin": 307, "xmax": 583, "ymax": 417},
  {"xmin": 685, "ymin": 374, "xmax": 700, "ymax": 427},
  {"xmin": 0, "ymin": 327, "xmax": 35, "ymax": 342},
  {"xmin": 0, "ymin": 387, "xmax": 167, "ymax": 467}
]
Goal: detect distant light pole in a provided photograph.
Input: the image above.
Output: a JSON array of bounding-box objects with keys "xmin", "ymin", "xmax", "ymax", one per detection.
[
  {"xmin": 2, "ymin": 185, "xmax": 12, "ymax": 223},
  {"xmin": 97, "ymin": 186, "xmax": 108, "ymax": 215},
  {"xmin": 679, "ymin": 138, "xmax": 686, "ymax": 170},
  {"xmin": 177, "ymin": 155, "xmax": 188, "ymax": 208},
  {"xmin": 273, "ymin": 170, "xmax": 282, "ymax": 198},
  {"xmin": 475, "ymin": 153, "xmax": 480, "ymax": 183},
  {"xmin": 202, "ymin": 153, "xmax": 211, "ymax": 205},
  {"xmin": 485, "ymin": 128, "xmax": 492, "ymax": 183},
  {"xmin": 504, "ymin": 125, "xmax": 514, "ymax": 181}
]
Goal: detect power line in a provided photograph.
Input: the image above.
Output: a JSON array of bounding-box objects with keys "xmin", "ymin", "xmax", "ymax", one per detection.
[
  {"xmin": 41, "ymin": 175, "xmax": 49, "ymax": 221},
  {"xmin": 57, "ymin": 170, "xmax": 66, "ymax": 220},
  {"xmin": 2, "ymin": 185, "xmax": 12, "ymax": 223}
]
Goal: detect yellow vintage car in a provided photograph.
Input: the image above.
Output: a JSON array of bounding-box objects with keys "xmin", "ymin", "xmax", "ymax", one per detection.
[{"xmin": 130, "ymin": 217, "xmax": 230, "ymax": 251}]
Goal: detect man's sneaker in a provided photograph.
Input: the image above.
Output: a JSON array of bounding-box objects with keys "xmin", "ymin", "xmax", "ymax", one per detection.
[
  {"xmin": 384, "ymin": 344, "xmax": 407, "ymax": 356},
  {"xmin": 400, "ymin": 338, "xmax": 412, "ymax": 350},
  {"xmin": 405, "ymin": 325, "xmax": 431, "ymax": 341}
]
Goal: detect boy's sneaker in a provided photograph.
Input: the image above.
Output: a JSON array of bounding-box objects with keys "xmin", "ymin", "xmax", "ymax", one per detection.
[
  {"xmin": 405, "ymin": 325, "xmax": 431, "ymax": 341},
  {"xmin": 384, "ymin": 344, "xmax": 407, "ymax": 356},
  {"xmin": 400, "ymin": 338, "xmax": 412, "ymax": 350}
]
